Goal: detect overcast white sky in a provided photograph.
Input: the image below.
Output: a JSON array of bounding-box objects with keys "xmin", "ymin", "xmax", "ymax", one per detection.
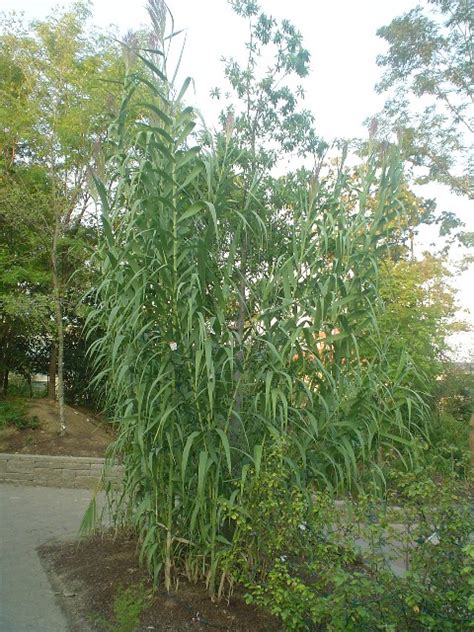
[{"xmin": 3, "ymin": 0, "xmax": 473, "ymax": 359}]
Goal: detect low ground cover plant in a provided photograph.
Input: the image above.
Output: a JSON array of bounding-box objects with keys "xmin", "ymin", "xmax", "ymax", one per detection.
[{"xmin": 96, "ymin": 581, "xmax": 151, "ymax": 632}]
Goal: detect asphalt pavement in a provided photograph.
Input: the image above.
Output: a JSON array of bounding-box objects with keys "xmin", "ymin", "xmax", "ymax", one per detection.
[{"xmin": 0, "ymin": 484, "xmax": 94, "ymax": 632}]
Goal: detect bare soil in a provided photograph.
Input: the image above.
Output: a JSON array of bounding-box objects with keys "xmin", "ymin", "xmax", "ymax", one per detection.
[
  {"xmin": 0, "ymin": 399, "xmax": 113, "ymax": 457},
  {"xmin": 38, "ymin": 533, "xmax": 282, "ymax": 632}
]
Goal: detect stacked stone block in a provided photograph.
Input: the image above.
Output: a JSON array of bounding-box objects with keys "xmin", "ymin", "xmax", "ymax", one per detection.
[{"xmin": 0, "ymin": 453, "xmax": 123, "ymax": 489}]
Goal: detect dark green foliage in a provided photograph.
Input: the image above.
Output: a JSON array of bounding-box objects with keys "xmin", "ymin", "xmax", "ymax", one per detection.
[
  {"xmin": 0, "ymin": 161, "xmax": 53, "ymax": 394},
  {"xmin": 6, "ymin": 376, "xmax": 47, "ymax": 399},
  {"xmin": 63, "ymin": 316, "xmax": 102, "ymax": 408},
  {"xmin": 0, "ymin": 4, "xmax": 124, "ymax": 423}
]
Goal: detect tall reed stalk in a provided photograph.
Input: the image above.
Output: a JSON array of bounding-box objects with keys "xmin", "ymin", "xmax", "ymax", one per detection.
[{"xmin": 85, "ymin": 1, "xmax": 429, "ymax": 596}]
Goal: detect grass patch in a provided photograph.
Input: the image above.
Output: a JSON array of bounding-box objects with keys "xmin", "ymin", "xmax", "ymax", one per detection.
[{"xmin": 0, "ymin": 400, "xmax": 40, "ymax": 430}]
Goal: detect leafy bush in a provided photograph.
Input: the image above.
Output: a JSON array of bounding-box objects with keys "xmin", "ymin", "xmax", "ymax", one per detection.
[
  {"xmin": 423, "ymin": 412, "xmax": 471, "ymax": 478},
  {"xmin": 435, "ymin": 364, "xmax": 474, "ymax": 422},
  {"xmin": 463, "ymin": 543, "xmax": 474, "ymax": 613},
  {"xmin": 363, "ymin": 408, "xmax": 471, "ymax": 487},
  {"xmin": 225, "ymin": 446, "xmax": 473, "ymax": 630}
]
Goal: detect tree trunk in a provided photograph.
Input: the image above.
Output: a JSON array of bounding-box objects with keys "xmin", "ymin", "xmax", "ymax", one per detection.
[
  {"xmin": 0, "ymin": 330, "xmax": 11, "ymax": 399},
  {"xmin": 52, "ymin": 218, "xmax": 66, "ymax": 434},
  {"xmin": 0, "ymin": 369, "xmax": 9, "ymax": 398},
  {"xmin": 48, "ymin": 342, "xmax": 57, "ymax": 400},
  {"xmin": 470, "ymin": 414, "xmax": 474, "ymax": 467},
  {"xmin": 3, "ymin": 370, "xmax": 8, "ymax": 397},
  {"xmin": 54, "ymin": 292, "xmax": 66, "ymax": 434}
]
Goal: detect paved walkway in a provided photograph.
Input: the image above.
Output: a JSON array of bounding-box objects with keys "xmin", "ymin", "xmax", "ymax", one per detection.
[{"xmin": 0, "ymin": 484, "xmax": 94, "ymax": 632}]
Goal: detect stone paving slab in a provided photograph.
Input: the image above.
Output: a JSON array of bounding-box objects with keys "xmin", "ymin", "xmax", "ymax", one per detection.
[{"xmin": 0, "ymin": 484, "xmax": 96, "ymax": 631}]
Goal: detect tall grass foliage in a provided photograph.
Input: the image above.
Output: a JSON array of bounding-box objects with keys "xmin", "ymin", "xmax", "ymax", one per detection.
[{"xmin": 85, "ymin": 1, "xmax": 430, "ymax": 597}]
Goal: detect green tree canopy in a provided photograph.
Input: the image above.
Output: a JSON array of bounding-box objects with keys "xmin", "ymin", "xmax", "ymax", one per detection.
[
  {"xmin": 372, "ymin": 0, "xmax": 473, "ymax": 198},
  {"xmin": 0, "ymin": 2, "xmax": 123, "ymax": 414}
]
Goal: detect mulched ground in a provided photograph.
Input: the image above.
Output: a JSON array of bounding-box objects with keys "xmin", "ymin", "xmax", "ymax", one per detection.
[
  {"xmin": 38, "ymin": 532, "xmax": 282, "ymax": 632},
  {"xmin": 0, "ymin": 399, "xmax": 113, "ymax": 457}
]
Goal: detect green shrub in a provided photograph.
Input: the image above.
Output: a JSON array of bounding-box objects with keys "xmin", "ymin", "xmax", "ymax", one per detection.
[
  {"xmin": 225, "ymin": 448, "xmax": 473, "ymax": 631},
  {"xmin": 424, "ymin": 412, "xmax": 471, "ymax": 478},
  {"xmin": 435, "ymin": 364, "xmax": 474, "ymax": 422},
  {"xmin": 463, "ymin": 543, "xmax": 474, "ymax": 613},
  {"xmin": 369, "ymin": 409, "xmax": 471, "ymax": 486}
]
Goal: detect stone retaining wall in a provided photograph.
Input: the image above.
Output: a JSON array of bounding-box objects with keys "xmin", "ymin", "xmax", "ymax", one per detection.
[{"xmin": 0, "ymin": 453, "xmax": 123, "ymax": 489}]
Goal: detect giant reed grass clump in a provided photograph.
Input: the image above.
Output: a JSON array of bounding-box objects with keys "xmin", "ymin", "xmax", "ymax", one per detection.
[{"xmin": 85, "ymin": 0, "xmax": 429, "ymax": 597}]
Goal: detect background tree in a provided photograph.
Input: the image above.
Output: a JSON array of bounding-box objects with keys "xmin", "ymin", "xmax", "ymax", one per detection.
[
  {"xmin": 372, "ymin": 0, "xmax": 473, "ymax": 198},
  {"xmin": 0, "ymin": 3, "xmax": 123, "ymax": 425},
  {"xmin": 0, "ymin": 153, "xmax": 53, "ymax": 396},
  {"xmin": 0, "ymin": 210, "xmax": 52, "ymax": 398},
  {"xmin": 377, "ymin": 254, "xmax": 467, "ymax": 384}
]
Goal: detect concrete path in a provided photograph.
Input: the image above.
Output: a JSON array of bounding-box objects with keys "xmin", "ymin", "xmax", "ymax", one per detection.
[{"xmin": 0, "ymin": 484, "xmax": 94, "ymax": 632}]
